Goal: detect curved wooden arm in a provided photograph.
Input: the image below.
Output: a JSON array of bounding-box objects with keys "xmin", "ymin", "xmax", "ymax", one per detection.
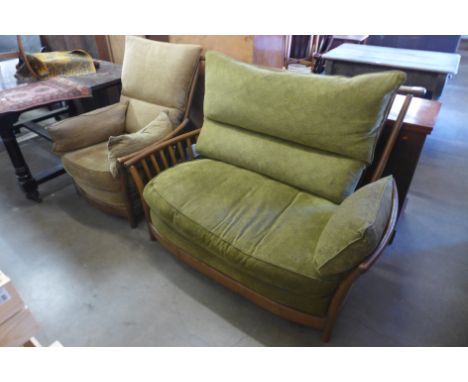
[
  {"xmin": 398, "ymin": 85, "xmax": 427, "ymax": 97},
  {"xmin": 358, "ymin": 180, "xmax": 399, "ymax": 272},
  {"xmin": 124, "ymin": 128, "xmax": 201, "ymax": 196},
  {"xmin": 116, "ymin": 118, "xmax": 191, "ymax": 165},
  {"xmin": 370, "ymin": 94, "xmax": 412, "ymax": 182},
  {"xmin": 321, "ymin": 179, "xmax": 399, "ymax": 341}
]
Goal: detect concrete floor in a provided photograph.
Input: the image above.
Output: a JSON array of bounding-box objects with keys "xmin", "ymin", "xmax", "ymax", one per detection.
[{"xmin": 1, "ymin": 51, "xmax": 468, "ymax": 347}]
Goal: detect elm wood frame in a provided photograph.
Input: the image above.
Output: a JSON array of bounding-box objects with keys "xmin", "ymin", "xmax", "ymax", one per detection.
[
  {"xmin": 124, "ymin": 96, "xmax": 409, "ymax": 341},
  {"xmin": 74, "ymin": 60, "xmax": 201, "ymax": 228}
]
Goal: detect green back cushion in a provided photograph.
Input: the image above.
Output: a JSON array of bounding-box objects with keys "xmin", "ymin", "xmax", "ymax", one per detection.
[
  {"xmin": 197, "ymin": 52, "xmax": 405, "ymax": 202},
  {"xmin": 199, "ymin": 120, "xmax": 365, "ymax": 203},
  {"xmin": 314, "ymin": 176, "xmax": 394, "ymax": 276}
]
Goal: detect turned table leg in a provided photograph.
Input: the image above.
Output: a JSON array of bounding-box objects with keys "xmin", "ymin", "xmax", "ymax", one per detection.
[{"xmin": 0, "ymin": 112, "xmax": 41, "ymax": 202}]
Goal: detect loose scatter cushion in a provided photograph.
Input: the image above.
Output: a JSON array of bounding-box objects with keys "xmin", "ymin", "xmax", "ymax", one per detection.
[
  {"xmin": 107, "ymin": 111, "xmax": 173, "ymax": 177},
  {"xmin": 48, "ymin": 101, "xmax": 128, "ymax": 154},
  {"xmin": 313, "ymin": 176, "xmax": 394, "ymax": 276}
]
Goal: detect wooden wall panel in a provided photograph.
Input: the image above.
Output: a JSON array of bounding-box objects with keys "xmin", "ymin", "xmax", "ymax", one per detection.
[
  {"xmin": 169, "ymin": 35, "xmax": 254, "ymax": 62},
  {"xmin": 107, "ymin": 35, "xmax": 145, "ymax": 64},
  {"xmin": 108, "ymin": 35, "xmax": 126, "ymax": 64},
  {"xmin": 253, "ymin": 35, "xmax": 288, "ymax": 68}
]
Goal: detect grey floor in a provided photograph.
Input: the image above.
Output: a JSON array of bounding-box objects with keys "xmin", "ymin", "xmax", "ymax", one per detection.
[{"xmin": 1, "ymin": 51, "xmax": 468, "ymax": 347}]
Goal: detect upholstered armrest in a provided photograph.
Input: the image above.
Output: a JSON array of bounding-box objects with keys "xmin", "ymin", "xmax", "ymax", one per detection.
[
  {"xmin": 47, "ymin": 102, "xmax": 128, "ymax": 154},
  {"xmin": 313, "ymin": 176, "xmax": 398, "ymax": 276},
  {"xmin": 124, "ymin": 128, "xmax": 200, "ymax": 198}
]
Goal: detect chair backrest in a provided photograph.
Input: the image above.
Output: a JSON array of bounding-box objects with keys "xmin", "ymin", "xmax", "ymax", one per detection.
[
  {"xmin": 196, "ymin": 52, "xmax": 406, "ymax": 204},
  {"xmin": 120, "ymin": 36, "xmax": 201, "ymax": 133}
]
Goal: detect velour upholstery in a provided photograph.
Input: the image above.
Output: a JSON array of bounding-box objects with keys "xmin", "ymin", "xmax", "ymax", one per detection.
[
  {"xmin": 197, "ymin": 52, "xmax": 405, "ymax": 203},
  {"xmin": 197, "ymin": 119, "xmax": 366, "ymax": 204},
  {"xmin": 202, "ymin": 51, "xmax": 406, "ymax": 164},
  {"xmin": 108, "ymin": 111, "xmax": 173, "ymax": 178},
  {"xmin": 48, "ymin": 102, "xmax": 128, "ymax": 154},
  {"xmin": 61, "ymin": 141, "xmax": 131, "ymax": 212},
  {"xmin": 143, "ymin": 52, "xmax": 401, "ymax": 317},
  {"xmin": 121, "ymin": 36, "xmax": 201, "ymax": 133},
  {"xmin": 314, "ymin": 176, "xmax": 394, "ymax": 276},
  {"xmin": 144, "ymin": 159, "xmax": 340, "ymax": 316},
  {"xmin": 62, "ymin": 142, "xmax": 120, "ymax": 192},
  {"xmin": 47, "ymin": 36, "xmax": 201, "ymax": 219},
  {"xmin": 121, "ymin": 96, "xmax": 181, "ymax": 134}
]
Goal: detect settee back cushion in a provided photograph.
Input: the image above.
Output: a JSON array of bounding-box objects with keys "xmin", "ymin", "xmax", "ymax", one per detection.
[
  {"xmin": 121, "ymin": 36, "xmax": 201, "ymax": 133},
  {"xmin": 197, "ymin": 52, "xmax": 405, "ymax": 202}
]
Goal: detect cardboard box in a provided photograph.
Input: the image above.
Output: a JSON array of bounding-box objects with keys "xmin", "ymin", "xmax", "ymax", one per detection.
[
  {"xmin": 0, "ymin": 307, "xmax": 39, "ymax": 347},
  {"xmin": 0, "ymin": 271, "xmax": 25, "ymax": 326}
]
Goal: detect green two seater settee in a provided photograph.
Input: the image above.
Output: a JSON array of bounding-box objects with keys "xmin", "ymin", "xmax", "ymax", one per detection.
[{"xmin": 126, "ymin": 52, "xmax": 406, "ymax": 341}]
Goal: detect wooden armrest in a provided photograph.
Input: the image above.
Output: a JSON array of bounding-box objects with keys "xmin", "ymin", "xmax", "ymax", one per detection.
[
  {"xmin": 398, "ymin": 85, "xmax": 427, "ymax": 97},
  {"xmin": 117, "ymin": 118, "xmax": 191, "ymax": 165},
  {"xmin": 358, "ymin": 181, "xmax": 399, "ymax": 273},
  {"xmin": 124, "ymin": 128, "xmax": 201, "ymax": 197}
]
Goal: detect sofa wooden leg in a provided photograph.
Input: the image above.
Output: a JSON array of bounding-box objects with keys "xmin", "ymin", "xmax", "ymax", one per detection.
[
  {"xmin": 126, "ymin": 208, "xmax": 137, "ymax": 228},
  {"xmin": 147, "ymin": 223, "xmax": 157, "ymax": 241},
  {"xmin": 321, "ymin": 317, "xmax": 336, "ymax": 342}
]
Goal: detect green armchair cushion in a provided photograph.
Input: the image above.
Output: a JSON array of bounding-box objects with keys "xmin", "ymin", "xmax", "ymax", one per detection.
[
  {"xmin": 48, "ymin": 102, "xmax": 128, "ymax": 154},
  {"xmin": 143, "ymin": 159, "xmax": 341, "ymax": 316},
  {"xmin": 203, "ymin": 51, "xmax": 406, "ymax": 164},
  {"xmin": 108, "ymin": 111, "xmax": 173, "ymax": 178},
  {"xmin": 197, "ymin": 119, "xmax": 365, "ymax": 203},
  {"xmin": 314, "ymin": 176, "xmax": 394, "ymax": 276}
]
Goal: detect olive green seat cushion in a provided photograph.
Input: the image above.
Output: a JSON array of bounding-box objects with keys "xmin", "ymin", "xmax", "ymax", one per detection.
[{"xmin": 144, "ymin": 159, "xmax": 341, "ymax": 316}]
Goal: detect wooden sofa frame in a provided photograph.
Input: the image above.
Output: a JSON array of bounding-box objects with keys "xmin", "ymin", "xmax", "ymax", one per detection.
[
  {"xmin": 124, "ymin": 94, "xmax": 412, "ymax": 342},
  {"xmin": 75, "ymin": 59, "xmax": 201, "ymax": 228}
]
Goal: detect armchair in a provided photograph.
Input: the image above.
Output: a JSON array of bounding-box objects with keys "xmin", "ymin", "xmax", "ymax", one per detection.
[
  {"xmin": 125, "ymin": 52, "xmax": 410, "ymax": 341},
  {"xmin": 47, "ymin": 36, "xmax": 201, "ymax": 226}
]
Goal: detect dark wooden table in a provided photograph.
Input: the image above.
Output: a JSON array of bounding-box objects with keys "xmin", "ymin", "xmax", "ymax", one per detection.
[
  {"xmin": 0, "ymin": 59, "xmax": 121, "ymax": 201},
  {"xmin": 322, "ymin": 43, "xmax": 460, "ymax": 99},
  {"xmin": 380, "ymin": 94, "xmax": 441, "ymax": 213}
]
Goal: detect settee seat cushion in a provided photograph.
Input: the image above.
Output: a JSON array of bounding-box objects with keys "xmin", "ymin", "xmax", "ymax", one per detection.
[{"xmin": 143, "ymin": 159, "xmax": 342, "ymax": 316}]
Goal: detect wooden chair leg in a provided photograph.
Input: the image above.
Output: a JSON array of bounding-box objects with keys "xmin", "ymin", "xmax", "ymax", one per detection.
[
  {"xmin": 321, "ymin": 315, "xmax": 337, "ymax": 342},
  {"xmin": 126, "ymin": 209, "xmax": 137, "ymax": 228},
  {"xmin": 120, "ymin": 167, "xmax": 138, "ymax": 228},
  {"xmin": 147, "ymin": 222, "xmax": 157, "ymax": 241}
]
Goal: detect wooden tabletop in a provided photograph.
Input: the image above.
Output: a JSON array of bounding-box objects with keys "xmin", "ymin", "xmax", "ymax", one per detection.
[
  {"xmin": 0, "ymin": 59, "xmax": 121, "ymax": 92},
  {"xmin": 388, "ymin": 94, "xmax": 441, "ymax": 134},
  {"xmin": 322, "ymin": 43, "xmax": 461, "ymax": 75}
]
